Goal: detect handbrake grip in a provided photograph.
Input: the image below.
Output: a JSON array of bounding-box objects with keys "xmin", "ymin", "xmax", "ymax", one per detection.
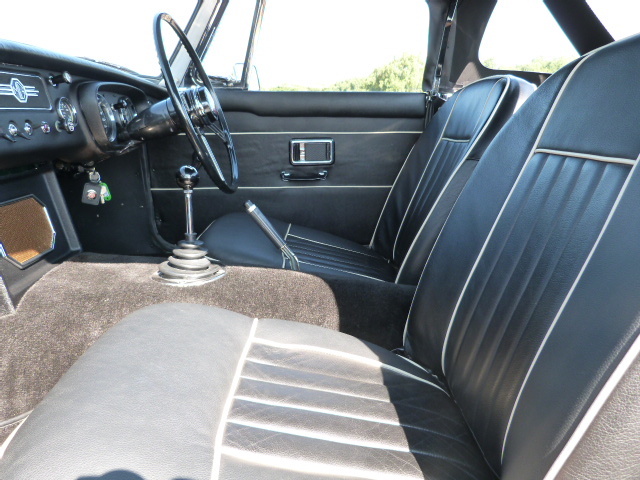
[{"xmin": 244, "ymin": 201, "xmax": 300, "ymax": 271}]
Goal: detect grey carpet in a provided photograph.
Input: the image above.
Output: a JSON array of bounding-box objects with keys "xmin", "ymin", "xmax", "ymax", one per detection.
[{"xmin": 0, "ymin": 253, "xmax": 414, "ymax": 444}]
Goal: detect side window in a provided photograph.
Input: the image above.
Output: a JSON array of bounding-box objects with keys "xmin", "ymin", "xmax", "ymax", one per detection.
[
  {"xmin": 248, "ymin": 0, "xmax": 429, "ymax": 92},
  {"xmin": 479, "ymin": 0, "xmax": 578, "ymax": 74},
  {"xmin": 203, "ymin": 0, "xmax": 259, "ymax": 85}
]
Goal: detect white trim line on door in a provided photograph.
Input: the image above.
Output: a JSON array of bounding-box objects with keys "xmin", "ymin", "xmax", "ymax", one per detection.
[
  {"xmin": 151, "ymin": 185, "xmax": 392, "ymax": 191},
  {"xmin": 178, "ymin": 131, "xmax": 423, "ymax": 136}
]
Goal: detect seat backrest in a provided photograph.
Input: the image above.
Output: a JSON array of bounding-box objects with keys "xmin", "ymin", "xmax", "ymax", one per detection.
[
  {"xmin": 404, "ymin": 36, "xmax": 640, "ymax": 478},
  {"xmin": 370, "ymin": 75, "xmax": 535, "ymax": 284}
]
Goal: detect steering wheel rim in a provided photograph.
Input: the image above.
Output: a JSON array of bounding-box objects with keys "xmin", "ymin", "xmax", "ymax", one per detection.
[{"xmin": 154, "ymin": 12, "xmax": 239, "ymax": 193}]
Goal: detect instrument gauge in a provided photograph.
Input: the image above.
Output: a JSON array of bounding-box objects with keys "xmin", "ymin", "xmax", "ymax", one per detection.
[
  {"xmin": 96, "ymin": 94, "xmax": 117, "ymax": 142},
  {"xmin": 55, "ymin": 97, "xmax": 77, "ymax": 133},
  {"xmin": 116, "ymin": 96, "xmax": 136, "ymax": 124}
]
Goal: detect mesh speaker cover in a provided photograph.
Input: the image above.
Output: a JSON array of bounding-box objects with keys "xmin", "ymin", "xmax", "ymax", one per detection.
[{"xmin": 0, "ymin": 195, "xmax": 56, "ymax": 268}]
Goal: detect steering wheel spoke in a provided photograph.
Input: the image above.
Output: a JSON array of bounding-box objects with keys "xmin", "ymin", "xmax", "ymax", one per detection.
[
  {"xmin": 154, "ymin": 13, "xmax": 239, "ymax": 193},
  {"xmin": 206, "ymin": 122, "xmax": 228, "ymax": 141}
]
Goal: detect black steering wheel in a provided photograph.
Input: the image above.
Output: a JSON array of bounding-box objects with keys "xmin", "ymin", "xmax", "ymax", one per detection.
[{"xmin": 154, "ymin": 13, "xmax": 239, "ymax": 193}]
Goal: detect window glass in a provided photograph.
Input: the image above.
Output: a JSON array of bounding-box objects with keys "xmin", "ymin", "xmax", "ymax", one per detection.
[
  {"xmin": 586, "ymin": 0, "xmax": 640, "ymax": 40},
  {"xmin": 479, "ymin": 0, "xmax": 578, "ymax": 74},
  {"xmin": 0, "ymin": 0, "xmax": 199, "ymax": 76},
  {"xmin": 203, "ymin": 0, "xmax": 259, "ymax": 85},
  {"xmin": 247, "ymin": 0, "xmax": 429, "ymax": 92}
]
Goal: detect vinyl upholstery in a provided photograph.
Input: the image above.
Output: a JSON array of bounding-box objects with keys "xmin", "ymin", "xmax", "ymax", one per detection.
[
  {"xmin": 4, "ymin": 35, "xmax": 640, "ymax": 480},
  {"xmin": 201, "ymin": 75, "xmax": 534, "ymax": 284}
]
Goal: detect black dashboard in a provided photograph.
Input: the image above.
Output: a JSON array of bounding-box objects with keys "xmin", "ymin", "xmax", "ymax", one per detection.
[{"xmin": 0, "ymin": 40, "xmax": 167, "ymax": 171}]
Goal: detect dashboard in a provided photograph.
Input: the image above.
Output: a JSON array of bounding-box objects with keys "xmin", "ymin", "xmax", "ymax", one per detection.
[{"xmin": 0, "ymin": 41, "xmax": 167, "ymax": 171}]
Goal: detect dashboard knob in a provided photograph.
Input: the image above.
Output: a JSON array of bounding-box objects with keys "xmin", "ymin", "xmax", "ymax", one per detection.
[
  {"xmin": 8, "ymin": 122, "xmax": 32, "ymax": 140},
  {"xmin": 0, "ymin": 127, "xmax": 16, "ymax": 143},
  {"xmin": 55, "ymin": 119, "xmax": 75, "ymax": 133},
  {"xmin": 40, "ymin": 122, "xmax": 51, "ymax": 134},
  {"xmin": 49, "ymin": 71, "xmax": 72, "ymax": 86}
]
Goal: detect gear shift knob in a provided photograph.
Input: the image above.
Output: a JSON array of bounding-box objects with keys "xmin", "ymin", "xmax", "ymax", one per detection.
[{"xmin": 176, "ymin": 165, "xmax": 200, "ymax": 190}]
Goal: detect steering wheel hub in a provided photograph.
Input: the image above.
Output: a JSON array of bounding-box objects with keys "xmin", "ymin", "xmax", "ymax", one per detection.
[{"xmin": 182, "ymin": 86, "xmax": 218, "ymax": 127}]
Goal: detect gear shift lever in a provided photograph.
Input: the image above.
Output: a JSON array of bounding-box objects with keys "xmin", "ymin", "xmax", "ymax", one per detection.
[
  {"xmin": 176, "ymin": 165, "xmax": 199, "ymax": 243},
  {"xmin": 154, "ymin": 165, "xmax": 225, "ymax": 285}
]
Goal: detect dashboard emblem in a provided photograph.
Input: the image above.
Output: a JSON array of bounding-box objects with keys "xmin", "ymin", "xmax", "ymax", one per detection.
[
  {"xmin": 0, "ymin": 77, "xmax": 40, "ymax": 104},
  {"xmin": 10, "ymin": 78, "xmax": 28, "ymax": 103}
]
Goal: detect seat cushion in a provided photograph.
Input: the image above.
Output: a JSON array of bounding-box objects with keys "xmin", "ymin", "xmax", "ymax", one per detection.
[
  {"xmin": 201, "ymin": 212, "xmax": 397, "ymax": 282},
  {"xmin": 0, "ymin": 303, "xmax": 495, "ymax": 480}
]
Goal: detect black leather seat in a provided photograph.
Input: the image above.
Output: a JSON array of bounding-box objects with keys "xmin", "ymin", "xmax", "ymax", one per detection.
[
  {"xmin": 4, "ymin": 36, "xmax": 640, "ymax": 479},
  {"xmin": 201, "ymin": 75, "xmax": 534, "ymax": 284}
]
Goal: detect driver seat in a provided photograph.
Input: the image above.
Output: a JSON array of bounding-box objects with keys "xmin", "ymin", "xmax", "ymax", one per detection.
[{"xmin": 201, "ymin": 75, "xmax": 534, "ymax": 284}]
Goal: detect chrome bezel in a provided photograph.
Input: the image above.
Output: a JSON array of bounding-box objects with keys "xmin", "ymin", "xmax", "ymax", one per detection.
[
  {"xmin": 290, "ymin": 138, "xmax": 335, "ymax": 166},
  {"xmin": 96, "ymin": 94, "xmax": 117, "ymax": 142},
  {"xmin": 0, "ymin": 194, "xmax": 56, "ymax": 269},
  {"xmin": 55, "ymin": 97, "xmax": 77, "ymax": 126}
]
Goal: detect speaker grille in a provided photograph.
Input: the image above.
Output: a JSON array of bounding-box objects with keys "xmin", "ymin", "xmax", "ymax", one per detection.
[{"xmin": 0, "ymin": 195, "xmax": 55, "ymax": 268}]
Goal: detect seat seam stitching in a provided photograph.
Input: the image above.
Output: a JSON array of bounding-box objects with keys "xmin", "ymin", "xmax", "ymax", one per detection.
[
  {"xmin": 298, "ymin": 260, "xmax": 387, "ymax": 282},
  {"xmin": 368, "ymin": 143, "xmax": 418, "ymax": 248},
  {"xmin": 535, "ymin": 148, "xmax": 636, "ymax": 165},
  {"xmin": 396, "ymin": 77, "xmax": 512, "ymax": 283},
  {"xmin": 252, "ymin": 337, "xmax": 450, "ymax": 396},
  {"xmin": 391, "ymin": 92, "xmax": 464, "ymax": 260},
  {"xmin": 541, "ymin": 329, "xmax": 640, "ymax": 479},
  {"xmin": 293, "ymin": 249, "xmax": 388, "ymax": 273},
  {"xmin": 501, "ymin": 155, "xmax": 640, "ymax": 462},
  {"xmin": 439, "ymin": 55, "xmax": 592, "ymax": 381},
  {"xmin": 210, "ymin": 318, "xmax": 259, "ymax": 480},
  {"xmin": 245, "ymin": 355, "xmax": 430, "ymax": 389},
  {"xmin": 468, "ymin": 78, "xmax": 503, "ymax": 136},
  {"xmin": 288, "ymin": 233, "xmax": 379, "ymax": 258}
]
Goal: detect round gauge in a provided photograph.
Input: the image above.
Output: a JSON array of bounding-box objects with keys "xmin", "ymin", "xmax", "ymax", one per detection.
[
  {"xmin": 55, "ymin": 97, "xmax": 77, "ymax": 130},
  {"xmin": 96, "ymin": 94, "xmax": 117, "ymax": 142},
  {"xmin": 117, "ymin": 96, "xmax": 136, "ymax": 124}
]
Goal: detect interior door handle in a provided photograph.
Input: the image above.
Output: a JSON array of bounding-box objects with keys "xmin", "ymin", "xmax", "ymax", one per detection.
[{"xmin": 281, "ymin": 170, "xmax": 328, "ymax": 181}]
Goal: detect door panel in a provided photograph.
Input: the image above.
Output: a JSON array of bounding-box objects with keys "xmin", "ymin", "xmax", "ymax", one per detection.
[{"xmin": 148, "ymin": 90, "xmax": 425, "ymax": 245}]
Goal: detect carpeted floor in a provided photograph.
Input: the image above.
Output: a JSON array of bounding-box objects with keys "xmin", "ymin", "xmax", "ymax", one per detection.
[{"xmin": 0, "ymin": 253, "xmax": 414, "ymax": 444}]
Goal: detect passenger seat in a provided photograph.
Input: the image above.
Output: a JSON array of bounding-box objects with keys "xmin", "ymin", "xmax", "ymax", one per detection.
[{"xmin": 201, "ymin": 75, "xmax": 535, "ymax": 284}]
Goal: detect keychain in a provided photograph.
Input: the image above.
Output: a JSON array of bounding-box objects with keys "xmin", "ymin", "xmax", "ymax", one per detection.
[{"xmin": 81, "ymin": 170, "xmax": 112, "ymax": 206}]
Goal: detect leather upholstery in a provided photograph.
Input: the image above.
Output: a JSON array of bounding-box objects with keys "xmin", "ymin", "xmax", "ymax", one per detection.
[
  {"xmin": 0, "ymin": 304, "xmax": 495, "ymax": 480},
  {"xmin": 5, "ymin": 34, "xmax": 640, "ymax": 480},
  {"xmin": 203, "ymin": 212, "xmax": 397, "ymax": 282},
  {"xmin": 404, "ymin": 36, "xmax": 640, "ymax": 476},
  {"xmin": 202, "ymin": 75, "xmax": 534, "ymax": 284}
]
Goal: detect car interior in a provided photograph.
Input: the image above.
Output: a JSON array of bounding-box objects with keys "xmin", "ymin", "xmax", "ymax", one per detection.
[{"xmin": 1, "ymin": 0, "xmax": 639, "ymax": 478}]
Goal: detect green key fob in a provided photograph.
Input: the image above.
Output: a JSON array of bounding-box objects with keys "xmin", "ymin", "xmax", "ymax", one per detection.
[{"xmin": 100, "ymin": 182, "xmax": 112, "ymax": 202}]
